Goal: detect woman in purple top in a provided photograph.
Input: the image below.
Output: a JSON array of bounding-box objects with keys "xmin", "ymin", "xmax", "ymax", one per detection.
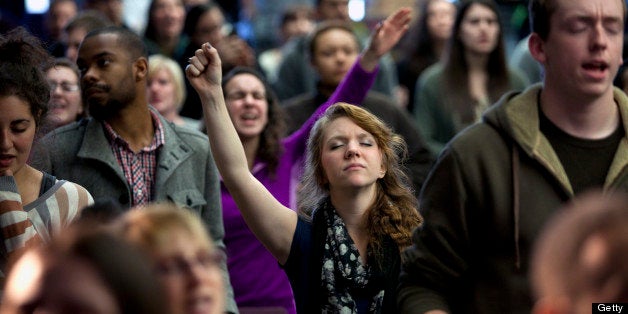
[{"xmin": 214, "ymin": 8, "xmax": 413, "ymax": 313}]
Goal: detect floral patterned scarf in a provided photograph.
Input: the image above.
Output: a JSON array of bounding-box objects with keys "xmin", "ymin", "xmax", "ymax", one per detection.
[{"xmin": 320, "ymin": 201, "xmax": 385, "ymax": 313}]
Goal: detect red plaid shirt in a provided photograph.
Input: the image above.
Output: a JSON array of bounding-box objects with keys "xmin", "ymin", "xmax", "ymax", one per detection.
[{"xmin": 103, "ymin": 110, "xmax": 165, "ymax": 206}]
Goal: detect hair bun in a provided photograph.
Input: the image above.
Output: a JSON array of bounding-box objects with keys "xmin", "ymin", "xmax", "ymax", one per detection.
[{"xmin": 0, "ymin": 26, "xmax": 52, "ymax": 70}]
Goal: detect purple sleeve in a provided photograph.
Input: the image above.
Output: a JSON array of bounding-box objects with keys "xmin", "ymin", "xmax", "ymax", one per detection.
[{"xmin": 283, "ymin": 60, "xmax": 379, "ymax": 152}]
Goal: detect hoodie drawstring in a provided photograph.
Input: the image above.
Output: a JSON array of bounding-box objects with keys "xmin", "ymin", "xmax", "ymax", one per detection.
[{"xmin": 512, "ymin": 143, "xmax": 521, "ymax": 270}]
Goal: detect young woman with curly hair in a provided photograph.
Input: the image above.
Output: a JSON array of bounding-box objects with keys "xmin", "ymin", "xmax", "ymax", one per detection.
[{"xmin": 186, "ymin": 8, "xmax": 421, "ymax": 313}]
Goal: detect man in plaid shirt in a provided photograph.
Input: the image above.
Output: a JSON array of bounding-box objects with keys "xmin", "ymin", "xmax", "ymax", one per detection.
[{"xmin": 31, "ymin": 26, "xmax": 238, "ymax": 314}]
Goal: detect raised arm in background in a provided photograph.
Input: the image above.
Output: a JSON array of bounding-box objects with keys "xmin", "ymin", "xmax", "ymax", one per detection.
[{"xmin": 186, "ymin": 7, "xmax": 412, "ymax": 264}]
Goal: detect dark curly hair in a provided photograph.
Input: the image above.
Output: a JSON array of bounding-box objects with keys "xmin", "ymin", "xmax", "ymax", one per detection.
[
  {"xmin": 0, "ymin": 27, "xmax": 53, "ymax": 128},
  {"xmin": 221, "ymin": 67, "xmax": 286, "ymax": 177}
]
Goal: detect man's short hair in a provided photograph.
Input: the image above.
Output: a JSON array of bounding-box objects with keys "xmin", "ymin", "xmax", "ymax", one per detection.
[
  {"xmin": 64, "ymin": 10, "xmax": 112, "ymax": 34},
  {"xmin": 83, "ymin": 26, "xmax": 148, "ymax": 60},
  {"xmin": 529, "ymin": 0, "xmax": 627, "ymax": 40}
]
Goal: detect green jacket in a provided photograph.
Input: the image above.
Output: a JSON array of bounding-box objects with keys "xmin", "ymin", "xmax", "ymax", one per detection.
[
  {"xmin": 414, "ymin": 63, "xmax": 529, "ymax": 154},
  {"xmin": 399, "ymin": 84, "xmax": 628, "ymax": 314}
]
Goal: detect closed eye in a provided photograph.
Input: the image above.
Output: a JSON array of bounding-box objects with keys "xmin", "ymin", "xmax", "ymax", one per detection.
[
  {"xmin": 11, "ymin": 128, "xmax": 28, "ymax": 134},
  {"xmin": 226, "ymin": 91, "xmax": 245, "ymax": 101},
  {"xmin": 11, "ymin": 120, "xmax": 30, "ymax": 133},
  {"xmin": 568, "ymin": 20, "xmax": 588, "ymax": 33}
]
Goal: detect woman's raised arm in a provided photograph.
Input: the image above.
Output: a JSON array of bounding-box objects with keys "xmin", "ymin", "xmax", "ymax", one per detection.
[{"xmin": 186, "ymin": 44, "xmax": 297, "ymax": 264}]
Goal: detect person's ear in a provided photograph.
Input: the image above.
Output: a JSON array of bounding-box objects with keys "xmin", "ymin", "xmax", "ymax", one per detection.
[
  {"xmin": 379, "ymin": 164, "xmax": 386, "ymax": 179},
  {"xmin": 134, "ymin": 57, "xmax": 148, "ymax": 82},
  {"xmin": 528, "ymin": 33, "xmax": 547, "ymax": 64}
]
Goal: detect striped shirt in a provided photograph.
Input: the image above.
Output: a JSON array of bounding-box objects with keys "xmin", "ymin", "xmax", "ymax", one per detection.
[
  {"xmin": 0, "ymin": 174, "xmax": 93, "ymax": 277},
  {"xmin": 103, "ymin": 109, "xmax": 165, "ymax": 206}
]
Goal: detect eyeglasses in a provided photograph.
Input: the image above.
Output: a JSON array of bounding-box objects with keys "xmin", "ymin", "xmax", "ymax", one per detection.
[
  {"xmin": 155, "ymin": 251, "xmax": 223, "ymax": 277},
  {"xmin": 48, "ymin": 81, "xmax": 80, "ymax": 93}
]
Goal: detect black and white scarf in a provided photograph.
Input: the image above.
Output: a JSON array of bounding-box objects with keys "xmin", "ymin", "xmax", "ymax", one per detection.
[{"xmin": 320, "ymin": 202, "xmax": 385, "ymax": 313}]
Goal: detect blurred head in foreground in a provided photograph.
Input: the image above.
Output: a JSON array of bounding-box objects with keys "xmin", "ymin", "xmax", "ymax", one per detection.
[
  {"xmin": 116, "ymin": 203, "xmax": 226, "ymax": 314},
  {"xmin": 1, "ymin": 225, "xmax": 167, "ymax": 314},
  {"xmin": 531, "ymin": 191, "xmax": 628, "ymax": 314}
]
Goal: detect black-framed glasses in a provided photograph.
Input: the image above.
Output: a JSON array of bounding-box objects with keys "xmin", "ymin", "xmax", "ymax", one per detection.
[{"xmin": 48, "ymin": 81, "xmax": 80, "ymax": 92}]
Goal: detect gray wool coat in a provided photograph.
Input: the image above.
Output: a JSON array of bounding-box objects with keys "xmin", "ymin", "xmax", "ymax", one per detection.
[{"xmin": 31, "ymin": 113, "xmax": 239, "ymax": 313}]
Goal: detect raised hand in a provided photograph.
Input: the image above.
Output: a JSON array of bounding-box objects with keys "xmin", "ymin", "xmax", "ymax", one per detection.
[
  {"xmin": 368, "ymin": 7, "xmax": 412, "ymax": 57},
  {"xmin": 185, "ymin": 43, "xmax": 223, "ymax": 101},
  {"xmin": 360, "ymin": 7, "xmax": 412, "ymax": 70}
]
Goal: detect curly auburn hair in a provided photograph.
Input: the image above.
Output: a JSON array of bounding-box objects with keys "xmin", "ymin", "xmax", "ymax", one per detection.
[{"xmin": 297, "ymin": 103, "xmax": 423, "ymax": 253}]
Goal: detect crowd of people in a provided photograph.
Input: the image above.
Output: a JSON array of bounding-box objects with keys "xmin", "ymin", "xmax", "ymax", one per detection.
[{"xmin": 0, "ymin": 0, "xmax": 628, "ymax": 313}]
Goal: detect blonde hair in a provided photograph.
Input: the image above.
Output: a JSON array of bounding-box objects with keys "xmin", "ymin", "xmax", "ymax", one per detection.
[
  {"xmin": 115, "ymin": 203, "xmax": 214, "ymax": 255},
  {"xmin": 148, "ymin": 54, "xmax": 187, "ymax": 111}
]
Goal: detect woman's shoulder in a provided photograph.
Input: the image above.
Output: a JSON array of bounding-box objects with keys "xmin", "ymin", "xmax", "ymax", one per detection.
[
  {"xmin": 26, "ymin": 174, "xmax": 93, "ymax": 224},
  {"xmin": 50, "ymin": 179, "xmax": 95, "ymax": 209},
  {"xmin": 422, "ymin": 62, "xmax": 444, "ymax": 76},
  {"xmin": 416, "ymin": 62, "xmax": 445, "ymax": 87},
  {"xmin": 294, "ymin": 215, "xmax": 313, "ymax": 242}
]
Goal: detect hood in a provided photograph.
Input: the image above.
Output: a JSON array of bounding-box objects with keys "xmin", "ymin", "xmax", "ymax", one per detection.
[
  {"xmin": 482, "ymin": 83, "xmax": 628, "ymax": 269},
  {"xmin": 482, "ymin": 84, "xmax": 542, "ymax": 155},
  {"xmin": 482, "ymin": 83, "xmax": 628, "ymax": 194}
]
